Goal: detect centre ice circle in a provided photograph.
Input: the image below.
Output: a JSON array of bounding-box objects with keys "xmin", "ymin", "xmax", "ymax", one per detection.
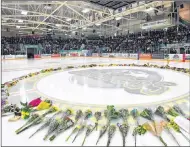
[{"xmin": 36, "ymin": 66, "xmax": 190, "ymax": 106}]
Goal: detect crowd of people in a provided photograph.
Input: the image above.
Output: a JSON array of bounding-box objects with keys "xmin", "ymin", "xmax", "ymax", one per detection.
[{"xmin": 1, "ymin": 25, "xmax": 190, "ymax": 55}]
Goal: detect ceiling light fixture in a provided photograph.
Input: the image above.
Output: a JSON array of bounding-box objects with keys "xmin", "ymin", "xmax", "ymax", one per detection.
[
  {"xmin": 66, "ymin": 18, "xmax": 72, "ymax": 21},
  {"xmin": 21, "ymin": 11, "xmax": 28, "ymax": 15},
  {"xmin": 144, "ymin": 7, "xmax": 154, "ymax": 12},
  {"xmin": 95, "ymin": 23, "xmax": 101, "ymax": 26},
  {"xmin": 82, "ymin": 8, "xmax": 90, "ymax": 13},
  {"xmin": 115, "ymin": 16, "xmax": 123, "ymax": 20},
  {"xmin": 16, "ymin": 26, "xmax": 20, "ymax": 29},
  {"xmin": 18, "ymin": 20, "xmax": 23, "ymax": 23}
]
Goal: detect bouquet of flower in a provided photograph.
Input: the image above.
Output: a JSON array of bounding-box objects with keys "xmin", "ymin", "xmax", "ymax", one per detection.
[
  {"xmin": 173, "ymin": 105, "xmax": 189, "ymax": 120},
  {"xmin": 143, "ymin": 121, "xmax": 167, "ymax": 146},
  {"xmin": 104, "ymin": 105, "xmax": 120, "ymax": 126},
  {"xmin": 107, "ymin": 125, "xmax": 116, "ymax": 147},
  {"xmin": 72, "ymin": 124, "xmax": 85, "ymax": 143},
  {"xmin": 167, "ymin": 108, "xmax": 179, "ymax": 117},
  {"xmin": 46, "ymin": 109, "xmax": 73, "ymax": 141},
  {"xmin": 133, "ymin": 125, "xmax": 147, "ymax": 136},
  {"xmin": 15, "ymin": 106, "xmax": 58, "ymax": 134},
  {"xmin": 154, "ymin": 106, "xmax": 180, "ymax": 146},
  {"xmin": 140, "ymin": 108, "xmax": 154, "ymax": 121},
  {"xmin": 94, "ymin": 111, "xmax": 102, "ymax": 130},
  {"xmin": 168, "ymin": 120, "xmax": 190, "ymax": 143},
  {"xmin": 43, "ymin": 118, "xmax": 61, "ymax": 140},
  {"xmin": 28, "ymin": 98, "xmax": 42, "ymax": 107},
  {"xmin": 66, "ymin": 125, "xmax": 81, "ymax": 142},
  {"xmin": 84, "ymin": 109, "xmax": 92, "ymax": 120},
  {"xmin": 119, "ymin": 109, "xmax": 129, "ymax": 123},
  {"xmin": 29, "ymin": 110, "xmax": 63, "ymax": 138},
  {"xmin": 2, "ymin": 104, "xmax": 17, "ymax": 116},
  {"xmin": 36, "ymin": 99, "xmax": 52, "ymax": 111},
  {"xmin": 155, "ymin": 106, "xmax": 170, "ymax": 121},
  {"xmin": 117, "ymin": 123, "xmax": 129, "ymax": 147},
  {"xmin": 130, "ymin": 109, "xmax": 140, "ymax": 146},
  {"xmin": 49, "ymin": 117, "xmax": 74, "ymax": 141},
  {"xmin": 81, "ymin": 124, "xmax": 94, "ymax": 146},
  {"xmin": 15, "ymin": 113, "xmax": 40, "ymax": 133},
  {"xmin": 96, "ymin": 125, "xmax": 108, "ymax": 145},
  {"xmin": 74, "ymin": 110, "xmax": 83, "ymax": 124}
]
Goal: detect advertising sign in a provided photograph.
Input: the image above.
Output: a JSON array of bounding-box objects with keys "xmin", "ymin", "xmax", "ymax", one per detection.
[
  {"xmin": 5, "ymin": 55, "xmax": 15, "ymax": 59},
  {"xmin": 70, "ymin": 53, "xmax": 79, "ymax": 57},
  {"xmin": 34, "ymin": 54, "xmax": 41, "ymax": 58},
  {"xmin": 129, "ymin": 54, "xmax": 138, "ymax": 59},
  {"xmin": 169, "ymin": 54, "xmax": 183, "ymax": 61},
  {"xmin": 92, "ymin": 53, "xmax": 99, "ymax": 57},
  {"xmin": 139, "ymin": 54, "xmax": 152, "ymax": 60},
  {"xmin": 152, "ymin": 53, "xmax": 164, "ymax": 59},
  {"xmin": 51, "ymin": 54, "xmax": 61, "ymax": 57},
  {"xmin": 15, "ymin": 55, "xmax": 27, "ymax": 58},
  {"xmin": 185, "ymin": 54, "xmax": 190, "ymax": 60},
  {"xmin": 101, "ymin": 53, "xmax": 110, "ymax": 57}
]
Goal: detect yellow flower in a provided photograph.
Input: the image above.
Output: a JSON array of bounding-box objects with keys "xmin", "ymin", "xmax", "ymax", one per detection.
[
  {"xmin": 36, "ymin": 101, "xmax": 51, "ymax": 110},
  {"xmin": 52, "ymin": 106, "xmax": 59, "ymax": 112}
]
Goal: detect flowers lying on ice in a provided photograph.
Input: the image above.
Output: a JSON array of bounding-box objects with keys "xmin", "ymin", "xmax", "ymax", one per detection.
[{"xmin": 36, "ymin": 99, "xmax": 52, "ymax": 110}]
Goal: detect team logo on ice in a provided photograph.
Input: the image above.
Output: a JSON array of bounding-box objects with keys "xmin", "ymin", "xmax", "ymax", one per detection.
[{"xmin": 69, "ymin": 69, "xmax": 176, "ymax": 96}]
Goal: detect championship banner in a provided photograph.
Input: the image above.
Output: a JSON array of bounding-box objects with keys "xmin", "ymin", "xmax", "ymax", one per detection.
[
  {"xmin": 152, "ymin": 53, "xmax": 164, "ymax": 59},
  {"xmin": 51, "ymin": 54, "xmax": 61, "ymax": 57},
  {"xmin": 139, "ymin": 54, "xmax": 152, "ymax": 60},
  {"xmin": 34, "ymin": 54, "xmax": 41, "ymax": 58}
]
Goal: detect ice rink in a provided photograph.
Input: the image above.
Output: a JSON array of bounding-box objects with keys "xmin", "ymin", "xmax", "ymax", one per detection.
[{"xmin": 2, "ymin": 57, "xmax": 190, "ymax": 146}]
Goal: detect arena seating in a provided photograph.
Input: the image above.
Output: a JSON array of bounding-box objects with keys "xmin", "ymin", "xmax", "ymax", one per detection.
[{"xmin": 1, "ymin": 25, "xmax": 190, "ymax": 55}]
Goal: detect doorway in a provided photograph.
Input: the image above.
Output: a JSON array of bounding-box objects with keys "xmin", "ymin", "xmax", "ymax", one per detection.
[{"xmin": 27, "ymin": 48, "xmax": 35, "ymax": 59}]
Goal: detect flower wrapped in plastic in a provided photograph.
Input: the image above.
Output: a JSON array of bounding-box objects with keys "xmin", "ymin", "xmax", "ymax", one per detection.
[
  {"xmin": 94, "ymin": 111, "xmax": 102, "ymax": 130},
  {"xmin": 117, "ymin": 123, "xmax": 129, "ymax": 147},
  {"xmin": 81, "ymin": 124, "xmax": 94, "ymax": 146},
  {"xmin": 29, "ymin": 110, "xmax": 63, "ymax": 138},
  {"xmin": 28, "ymin": 97, "xmax": 42, "ymax": 107},
  {"xmin": 96, "ymin": 125, "xmax": 108, "ymax": 145},
  {"xmin": 107, "ymin": 125, "xmax": 116, "ymax": 147},
  {"xmin": 49, "ymin": 116, "xmax": 74, "ymax": 141},
  {"xmin": 143, "ymin": 121, "xmax": 167, "ymax": 146},
  {"xmin": 104, "ymin": 105, "xmax": 120, "ymax": 126},
  {"xmin": 167, "ymin": 108, "xmax": 179, "ymax": 117},
  {"xmin": 119, "ymin": 109, "xmax": 129, "ymax": 123},
  {"xmin": 84, "ymin": 109, "xmax": 92, "ymax": 120},
  {"xmin": 74, "ymin": 110, "xmax": 83, "ymax": 124},
  {"xmin": 36, "ymin": 99, "xmax": 52, "ymax": 110},
  {"xmin": 173, "ymin": 105, "xmax": 189, "ymax": 120}
]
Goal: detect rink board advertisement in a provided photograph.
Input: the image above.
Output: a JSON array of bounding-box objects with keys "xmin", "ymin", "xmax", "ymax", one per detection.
[
  {"xmin": 34, "ymin": 54, "xmax": 41, "ymax": 58},
  {"xmin": 139, "ymin": 54, "xmax": 152, "ymax": 60},
  {"xmin": 185, "ymin": 54, "xmax": 190, "ymax": 60},
  {"xmin": 92, "ymin": 53, "xmax": 99, "ymax": 57},
  {"xmin": 51, "ymin": 54, "xmax": 61, "ymax": 57},
  {"xmin": 152, "ymin": 53, "xmax": 164, "ymax": 59},
  {"xmin": 5, "ymin": 55, "xmax": 15, "ymax": 59},
  {"xmin": 169, "ymin": 54, "xmax": 183, "ymax": 61}
]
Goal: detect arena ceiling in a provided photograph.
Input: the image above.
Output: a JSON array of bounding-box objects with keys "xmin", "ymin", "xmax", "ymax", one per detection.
[{"xmin": 1, "ymin": 1, "xmax": 172, "ymax": 36}]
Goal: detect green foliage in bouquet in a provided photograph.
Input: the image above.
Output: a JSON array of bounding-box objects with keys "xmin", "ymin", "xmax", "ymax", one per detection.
[{"xmin": 104, "ymin": 105, "xmax": 120, "ymax": 125}]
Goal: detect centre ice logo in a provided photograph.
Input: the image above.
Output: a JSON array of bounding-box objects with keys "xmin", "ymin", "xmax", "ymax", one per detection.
[{"xmin": 69, "ymin": 69, "xmax": 176, "ymax": 96}]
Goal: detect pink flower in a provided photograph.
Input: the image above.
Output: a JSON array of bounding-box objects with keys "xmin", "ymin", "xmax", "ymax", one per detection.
[{"xmin": 29, "ymin": 98, "xmax": 42, "ymax": 107}]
